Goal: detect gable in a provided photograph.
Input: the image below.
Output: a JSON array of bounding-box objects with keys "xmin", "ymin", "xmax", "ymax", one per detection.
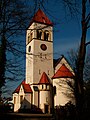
[
  {"xmin": 13, "ymin": 80, "xmax": 32, "ymax": 94},
  {"xmin": 19, "ymin": 85, "xmax": 24, "ymax": 94},
  {"xmin": 39, "ymin": 72, "xmax": 51, "ymax": 85},
  {"xmin": 52, "ymin": 64, "xmax": 74, "ymax": 79},
  {"xmin": 54, "ymin": 56, "xmax": 75, "ymax": 75}
]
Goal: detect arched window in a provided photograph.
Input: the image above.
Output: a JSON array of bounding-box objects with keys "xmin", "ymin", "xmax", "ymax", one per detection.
[
  {"xmin": 28, "ymin": 34, "xmax": 30, "ymax": 43},
  {"xmin": 28, "ymin": 32, "xmax": 33, "ymax": 43},
  {"xmin": 46, "ymin": 85, "xmax": 48, "ymax": 89},
  {"xmin": 37, "ymin": 30, "xmax": 42, "ymax": 39},
  {"xmin": 44, "ymin": 31, "xmax": 49, "ymax": 41}
]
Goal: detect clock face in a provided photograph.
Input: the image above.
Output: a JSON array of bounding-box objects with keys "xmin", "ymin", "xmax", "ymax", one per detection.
[{"xmin": 40, "ymin": 44, "xmax": 47, "ymax": 51}]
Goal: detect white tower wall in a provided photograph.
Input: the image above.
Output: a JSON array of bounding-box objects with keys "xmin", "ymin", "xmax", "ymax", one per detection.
[{"xmin": 26, "ymin": 23, "xmax": 53, "ymax": 84}]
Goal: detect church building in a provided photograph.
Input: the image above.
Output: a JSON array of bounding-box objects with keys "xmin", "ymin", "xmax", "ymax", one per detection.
[{"xmin": 13, "ymin": 9, "xmax": 76, "ymax": 113}]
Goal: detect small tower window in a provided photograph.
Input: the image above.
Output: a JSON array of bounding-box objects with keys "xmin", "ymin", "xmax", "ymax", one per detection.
[
  {"xmin": 37, "ymin": 30, "xmax": 42, "ymax": 39},
  {"xmin": 44, "ymin": 31, "xmax": 49, "ymax": 41},
  {"xmin": 42, "ymin": 85, "xmax": 43, "ymax": 89},
  {"xmin": 28, "ymin": 46, "xmax": 31, "ymax": 52},
  {"xmin": 46, "ymin": 85, "xmax": 48, "ymax": 89},
  {"xmin": 28, "ymin": 35, "xmax": 30, "ymax": 43},
  {"xmin": 28, "ymin": 32, "xmax": 32, "ymax": 43}
]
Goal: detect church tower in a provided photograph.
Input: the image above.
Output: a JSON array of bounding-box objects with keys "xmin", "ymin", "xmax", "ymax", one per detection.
[
  {"xmin": 26, "ymin": 9, "xmax": 53, "ymax": 85},
  {"xmin": 25, "ymin": 9, "xmax": 54, "ymax": 107}
]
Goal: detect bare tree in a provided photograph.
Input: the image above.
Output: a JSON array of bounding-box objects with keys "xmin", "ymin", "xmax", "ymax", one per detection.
[
  {"xmin": 74, "ymin": 0, "xmax": 90, "ymax": 116},
  {"xmin": 0, "ymin": 0, "xmax": 35, "ymax": 94}
]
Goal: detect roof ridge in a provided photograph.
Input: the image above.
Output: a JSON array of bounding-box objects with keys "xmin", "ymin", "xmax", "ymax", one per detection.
[{"xmin": 13, "ymin": 80, "xmax": 32, "ymax": 93}]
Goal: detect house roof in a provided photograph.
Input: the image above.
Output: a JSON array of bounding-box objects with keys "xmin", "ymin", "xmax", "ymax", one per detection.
[
  {"xmin": 39, "ymin": 72, "xmax": 51, "ymax": 85},
  {"xmin": 29, "ymin": 8, "xmax": 53, "ymax": 26},
  {"xmin": 54, "ymin": 55, "xmax": 68, "ymax": 68},
  {"xmin": 52, "ymin": 64, "xmax": 74, "ymax": 79},
  {"xmin": 13, "ymin": 80, "xmax": 32, "ymax": 93}
]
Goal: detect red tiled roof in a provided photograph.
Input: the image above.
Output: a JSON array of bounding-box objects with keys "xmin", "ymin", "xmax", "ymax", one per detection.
[
  {"xmin": 13, "ymin": 80, "xmax": 32, "ymax": 93},
  {"xmin": 39, "ymin": 72, "xmax": 51, "ymax": 84},
  {"xmin": 52, "ymin": 64, "xmax": 74, "ymax": 79},
  {"xmin": 29, "ymin": 9, "xmax": 53, "ymax": 26}
]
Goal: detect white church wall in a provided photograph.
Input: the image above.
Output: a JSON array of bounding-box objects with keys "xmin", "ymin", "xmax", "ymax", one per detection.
[
  {"xmin": 26, "ymin": 22, "xmax": 53, "ymax": 85},
  {"xmin": 26, "ymin": 40, "xmax": 34, "ymax": 84},
  {"xmin": 21, "ymin": 93, "xmax": 32, "ymax": 109},
  {"xmin": 53, "ymin": 78, "xmax": 76, "ymax": 106},
  {"xmin": 13, "ymin": 93, "xmax": 20, "ymax": 112},
  {"xmin": 39, "ymin": 90, "xmax": 52, "ymax": 112},
  {"xmin": 33, "ymin": 40, "xmax": 53, "ymax": 84},
  {"xmin": 33, "ymin": 91, "xmax": 39, "ymax": 107}
]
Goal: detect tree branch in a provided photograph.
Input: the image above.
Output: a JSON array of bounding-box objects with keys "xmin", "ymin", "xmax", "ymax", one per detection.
[{"xmin": 85, "ymin": 41, "xmax": 90, "ymax": 46}]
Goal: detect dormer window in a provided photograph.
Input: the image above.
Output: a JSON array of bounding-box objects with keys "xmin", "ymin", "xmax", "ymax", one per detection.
[
  {"xmin": 42, "ymin": 17, "xmax": 45, "ymax": 23},
  {"xmin": 37, "ymin": 30, "xmax": 42, "ymax": 39}
]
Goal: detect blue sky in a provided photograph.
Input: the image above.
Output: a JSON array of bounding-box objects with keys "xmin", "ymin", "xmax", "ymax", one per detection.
[
  {"xmin": 3, "ymin": 0, "xmax": 90, "ymax": 97},
  {"xmin": 40, "ymin": 0, "xmax": 90, "ymax": 58},
  {"xmin": 25, "ymin": 0, "xmax": 90, "ymax": 57}
]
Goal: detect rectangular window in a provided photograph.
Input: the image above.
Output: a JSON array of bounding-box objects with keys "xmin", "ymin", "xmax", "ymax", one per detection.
[
  {"xmin": 14, "ymin": 97, "xmax": 16, "ymax": 104},
  {"xmin": 37, "ymin": 30, "xmax": 42, "ymax": 39},
  {"xmin": 20, "ymin": 95, "xmax": 23, "ymax": 103},
  {"xmin": 54, "ymin": 86, "xmax": 56, "ymax": 95},
  {"xmin": 42, "ymin": 85, "xmax": 43, "ymax": 89}
]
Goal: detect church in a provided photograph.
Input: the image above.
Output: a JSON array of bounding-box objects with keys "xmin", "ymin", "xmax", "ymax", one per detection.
[{"xmin": 13, "ymin": 8, "xmax": 76, "ymax": 113}]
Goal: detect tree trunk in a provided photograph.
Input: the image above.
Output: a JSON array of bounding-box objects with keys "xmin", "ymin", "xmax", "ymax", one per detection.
[{"xmin": 75, "ymin": 0, "xmax": 87, "ymax": 118}]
